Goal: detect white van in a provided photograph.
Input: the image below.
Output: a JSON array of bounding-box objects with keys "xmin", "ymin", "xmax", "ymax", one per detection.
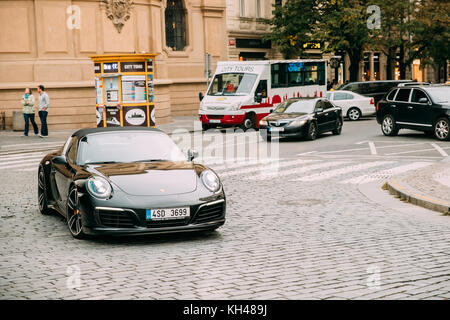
[{"xmin": 199, "ymin": 60, "xmax": 327, "ymax": 130}]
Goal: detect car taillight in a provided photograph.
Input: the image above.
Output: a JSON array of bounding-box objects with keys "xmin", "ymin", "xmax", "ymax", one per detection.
[
  {"xmin": 376, "ymin": 103, "xmax": 379, "ymax": 111},
  {"xmin": 370, "ymin": 98, "xmax": 374, "ymax": 104}
]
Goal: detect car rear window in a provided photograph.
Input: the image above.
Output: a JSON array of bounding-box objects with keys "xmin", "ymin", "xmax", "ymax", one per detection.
[{"xmin": 395, "ymin": 88, "xmax": 411, "ymax": 102}]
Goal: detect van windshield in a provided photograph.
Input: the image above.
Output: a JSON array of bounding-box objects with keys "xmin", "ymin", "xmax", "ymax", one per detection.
[{"xmin": 207, "ymin": 73, "xmax": 257, "ymax": 96}]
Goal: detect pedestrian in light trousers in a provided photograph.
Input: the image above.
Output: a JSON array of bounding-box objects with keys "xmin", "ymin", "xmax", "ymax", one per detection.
[
  {"xmin": 37, "ymin": 85, "xmax": 49, "ymax": 137},
  {"xmin": 21, "ymin": 88, "xmax": 38, "ymax": 136}
]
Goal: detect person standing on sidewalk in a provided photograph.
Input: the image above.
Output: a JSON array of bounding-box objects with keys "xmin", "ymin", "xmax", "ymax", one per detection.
[
  {"xmin": 21, "ymin": 88, "xmax": 38, "ymax": 136},
  {"xmin": 37, "ymin": 85, "xmax": 50, "ymax": 137}
]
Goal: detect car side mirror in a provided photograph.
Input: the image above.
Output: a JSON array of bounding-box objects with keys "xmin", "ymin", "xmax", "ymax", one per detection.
[
  {"xmin": 255, "ymin": 93, "xmax": 262, "ymax": 103},
  {"xmin": 418, "ymin": 97, "xmax": 428, "ymax": 103},
  {"xmin": 187, "ymin": 149, "xmax": 198, "ymax": 161},
  {"xmin": 53, "ymin": 155, "xmax": 67, "ymax": 165},
  {"xmin": 199, "ymin": 92, "xmax": 204, "ymax": 102}
]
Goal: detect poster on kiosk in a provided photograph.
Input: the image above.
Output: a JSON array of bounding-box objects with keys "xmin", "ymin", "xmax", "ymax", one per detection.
[{"xmin": 90, "ymin": 54, "xmax": 157, "ymax": 128}]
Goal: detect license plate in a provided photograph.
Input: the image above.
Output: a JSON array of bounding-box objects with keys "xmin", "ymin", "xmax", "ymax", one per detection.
[
  {"xmin": 269, "ymin": 127, "xmax": 284, "ymax": 132},
  {"xmin": 209, "ymin": 119, "xmax": 221, "ymax": 123},
  {"xmin": 146, "ymin": 207, "xmax": 190, "ymax": 220}
]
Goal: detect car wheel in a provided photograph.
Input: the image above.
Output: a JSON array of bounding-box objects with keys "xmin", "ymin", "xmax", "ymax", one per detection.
[
  {"xmin": 347, "ymin": 107, "xmax": 361, "ymax": 121},
  {"xmin": 306, "ymin": 122, "xmax": 317, "ymax": 140},
  {"xmin": 240, "ymin": 114, "xmax": 256, "ymax": 131},
  {"xmin": 332, "ymin": 118, "xmax": 343, "ymax": 135},
  {"xmin": 381, "ymin": 114, "xmax": 399, "ymax": 136},
  {"xmin": 38, "ymin": 167, "xmax": 52, "ymax": 215},
  {"xmin": 202, "ymin": 123, "xmax": 210, "ymax": 131},
  {"xmin": 434, "ymin": 117, "xmax": 450, "ymax": 141},
  {"xmin": 66, "ymin": 185, "xmax": 86, "ymax": 239}
]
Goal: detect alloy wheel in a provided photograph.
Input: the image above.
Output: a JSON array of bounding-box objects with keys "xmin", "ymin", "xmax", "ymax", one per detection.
[
  {"xmin": 382, "ymin": 116, "xmax": 393, "ymax": 134},
  {"xmin": 434, "ymin": 119, "xmax": 449, "ymax": 140},
  {"xmin": 38, "ymin": 170, "xmax": 46, "ymax": 212},
  {"xmin": 348, "ymin": 108, "xmax": 361, "ymax": 121},
  {"xmin": 67, "ymin": 187, "xmax": 83, "ymax": 237}
]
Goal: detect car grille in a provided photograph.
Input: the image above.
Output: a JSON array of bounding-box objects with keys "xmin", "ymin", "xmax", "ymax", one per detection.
[
  {"xmin": 208, "ymin": 115, "xmax": 224, "ymax": 119},
  {"xmin": 194, "ymin": 201, "xmax": 225, "ymax": 224},
  {"xmin": 145, "ymin": 219, "xmax": 188, "ymax": 228},
  {"xmin": 269, "ymin": 121, "xmax": 289, "ymax": 127},
  {"xmin": 98, "ymin": 210, "xmax": 136, "ymax": 228}
]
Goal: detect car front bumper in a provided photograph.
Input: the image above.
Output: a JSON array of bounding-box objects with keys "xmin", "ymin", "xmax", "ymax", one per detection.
[
  {"xmin": 77, "ymin": 190, "xmax": 226, "ymax": 236},
  {"xmin": 259, "ymin": 124, "xmax": 307, "ymax": 138}
]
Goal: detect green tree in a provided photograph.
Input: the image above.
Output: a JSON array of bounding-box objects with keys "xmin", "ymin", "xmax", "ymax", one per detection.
[
  {"xmin": 263, "ymin": 0, "xmax": 317, "ymax": 59},
  {"xmin": 313, "ymin": 0, "xmax": 372, "ymax": 81},
  {"xmin": 409, "ymin": 0, "xmax": 450, "ymax": 82}
]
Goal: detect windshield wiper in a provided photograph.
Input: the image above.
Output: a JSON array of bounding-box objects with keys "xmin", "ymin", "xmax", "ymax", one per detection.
[
  {"xmin": 132, "ymin": 159, "xmax": 170, "ymax": 163},
  {"xmin": 84, "ymin": 161, "xmax": 118, "ymax": 165}
]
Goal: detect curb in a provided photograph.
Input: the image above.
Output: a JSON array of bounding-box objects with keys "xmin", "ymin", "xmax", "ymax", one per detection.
[{"xmin": 384, "ymin": 178, "xmax": 450, "ymax": 215}]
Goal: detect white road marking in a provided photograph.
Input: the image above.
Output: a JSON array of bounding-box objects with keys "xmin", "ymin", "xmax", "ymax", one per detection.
[
  {"xmin": 0, "ymin": 152, "xmax": 44, "ymax": 161},
  {"xmin": 386, "ymin": 146, "xmax": 450, "ymax": 156},
  {"xmin": 0, "ymin": 157, "xmax": 43, "ymax": 167},
  {"xmin": 430, "ymin": 143, "xmax": 449, "ymax": 157},
  {"xmin": 1, "ymin": 141, "xmax": 65, "ymax": 149},
  {"xmin": 340, "ymin": 162, "xmax": 434, "ymax": 184},
  {"xmin": 219, "ymin": 159, "xmax": 318, "ymax": 178},
  {"xmin": 319, "ymin": 147, "xmax": 369, "ymax": 154},
  {"xmin": 249, "ymin": 160, "xmax": 350, "ymax": 180},
  {"xmin": 0, "ymin": 161, "xmax": 41, "ymax": 170},
  {"xmin": 296, "ymin": 151, "xmax": 318, "ymax": 156},
  {"xmin": 291, "ymin": 161, "xmax": 394, "ymax": 182},
  {"xmin": 368, "ymin": 142, "xmax": 377, "ymax": 155}
]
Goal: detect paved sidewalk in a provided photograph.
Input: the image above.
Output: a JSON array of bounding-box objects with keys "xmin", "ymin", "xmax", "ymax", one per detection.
[{"xmin": 385, "ymin": 161, "xmax": 450, "ymax": 214}]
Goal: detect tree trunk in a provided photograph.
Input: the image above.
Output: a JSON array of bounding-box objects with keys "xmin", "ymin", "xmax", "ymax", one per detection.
[
  {"xmin": 348, "ymin": 51, "xmax": 361, "ymax": 82},
  {"xmin": 386, "ymin": 47, "xmax": 396, "ymax": 80},
  {"xmin": 399, "ymin": 43, "xmax": 407, "ymax": 79}
]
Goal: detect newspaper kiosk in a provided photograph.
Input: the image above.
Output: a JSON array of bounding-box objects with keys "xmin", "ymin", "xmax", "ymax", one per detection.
[{"xmin": 90, "ymin": 54, "xmax": 156, "ymax": 128}]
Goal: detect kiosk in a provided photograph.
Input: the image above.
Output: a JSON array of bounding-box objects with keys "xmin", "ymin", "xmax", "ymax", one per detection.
[{"xmin": 90, "ymin": 54, "xmax": 156, "ymax": 128}]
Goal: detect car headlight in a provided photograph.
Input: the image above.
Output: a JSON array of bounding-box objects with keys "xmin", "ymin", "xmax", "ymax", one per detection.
[
  {"xmin": 201, "ymin": 170, "xmax": 221, "ymax": 192},
  {"xmin": 288, "ymin": 119, "xmax": 307, "ymax": 127},
  {"xmin": 259, "ymin": 119, "xmax": 268, "ymax": 126},
  {"xmin": 86, "ymin": 176, "xmax": 112, "ymax": 199}
]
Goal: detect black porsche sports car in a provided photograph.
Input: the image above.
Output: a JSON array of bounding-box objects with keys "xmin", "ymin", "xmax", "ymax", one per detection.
[
  {"xmin": 38, "ymin": 127, "xmax": 226, "ymax": 239},
  {"xmin": 258, "ymin": 97, "xmax": 343, "ymax": 141}
]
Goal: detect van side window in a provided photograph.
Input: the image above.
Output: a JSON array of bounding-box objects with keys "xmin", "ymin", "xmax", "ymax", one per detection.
[
  {"xmin": 271, "ymin": 63, "xmax": 287, "ymax": 88},
  {"xmin": 255, "ymin": 80, "xmax": 268, "ymax": 98}
]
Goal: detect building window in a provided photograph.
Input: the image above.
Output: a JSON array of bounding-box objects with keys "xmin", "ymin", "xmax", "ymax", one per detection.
[
  {"xmin": 373, "ymin": 53, "xmax": 380, "ymax": 80},
  {"xmin": 240, "ymin": 0, "xmax": 246, "ymax": 17},
  {"xmin": 256, "ymin": 0, "xmax": 262, "ymax": 18},
  {"xmin": 165, "ymin": 0, "xmax": 186, "ymax": 51},
  {"xmin": 363, "ymin": 52, "xmax": 371, "ymax": 81}
]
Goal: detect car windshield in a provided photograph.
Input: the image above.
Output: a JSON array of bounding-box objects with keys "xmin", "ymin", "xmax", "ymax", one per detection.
[
  {"xmin": 207, "ymin": 73, "xmax": 257, "ymax": 96},
  {"xmin": 273, "ymin": 99, "xmax": 315, "ymax": 114},
  {"xmin": 426, "ymin": 87, "xmax": 450, "ymax": 104},
  {"xmin": 77, "ymin": 131, "xmax": 186, "ymax": 165}
]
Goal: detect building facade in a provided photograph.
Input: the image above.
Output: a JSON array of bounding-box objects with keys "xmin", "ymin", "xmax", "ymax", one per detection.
[{"xmin": 0, "ymin": 0, "xmax": 227, "ymax": 130}]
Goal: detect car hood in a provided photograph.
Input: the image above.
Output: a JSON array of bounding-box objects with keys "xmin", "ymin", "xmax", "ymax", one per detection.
[
  {"xmin": 85, "ymin": 161, "xmax": 198, "ymax": 196},
  {"xmin": 265, "ymin": 113, "xmax": 309, "ymax": 121}
]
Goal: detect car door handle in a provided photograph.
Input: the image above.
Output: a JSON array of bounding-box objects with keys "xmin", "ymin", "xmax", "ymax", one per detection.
[
  {"xmin": 407, "ymin": 106, "xmax": 413, "ymax": 109},
  {"xmin": 391, "ymin": 105, "xmax": 396, "ymax": 108}
]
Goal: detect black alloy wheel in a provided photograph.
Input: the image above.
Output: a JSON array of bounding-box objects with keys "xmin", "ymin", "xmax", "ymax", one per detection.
[
  {"xmin": 38, "ymin": 167, "xmax": 52, "ymax": 215},
  {"xmin": 306, "ymin": 122, "xmax": 317, "ymax": 140},
  {"xmin": 67, "ymin": 186, "xmax": 86, "ymax": 239},
  {"xmin": 332, "ymin": 118, "xmax": 343, "ymax": 135}
]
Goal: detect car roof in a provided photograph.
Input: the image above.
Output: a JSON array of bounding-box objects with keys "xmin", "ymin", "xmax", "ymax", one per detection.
[
  {"xmin": 286, "ymin": 97, "xmax": 322, "ymax": 101},
  {"xmin": 71, "ymin": 126, "xmax": 163, "ymax": 138},
  {"xmin": 344, "ymin": 80, "xmax": 412, "ymax": 85}
]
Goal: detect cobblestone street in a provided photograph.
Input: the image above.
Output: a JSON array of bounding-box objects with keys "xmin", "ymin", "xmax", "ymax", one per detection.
[{"xmin": 1, "ymin": 120, "xmax": 449, "ymax": 300}]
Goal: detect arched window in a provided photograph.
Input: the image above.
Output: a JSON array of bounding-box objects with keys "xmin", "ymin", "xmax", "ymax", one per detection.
[{"xmin": 165, "ymin": 0, "xmax": 186, "ymax": 51}]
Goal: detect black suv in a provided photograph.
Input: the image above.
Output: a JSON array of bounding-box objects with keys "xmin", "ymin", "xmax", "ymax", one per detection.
[
  {"xmin": 376, "ymin": 85, "xmax": 450, "ymax": 141},
  {"xmin": 337, "ymin": 80, "xmax": 412, "ymax": 104}
]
